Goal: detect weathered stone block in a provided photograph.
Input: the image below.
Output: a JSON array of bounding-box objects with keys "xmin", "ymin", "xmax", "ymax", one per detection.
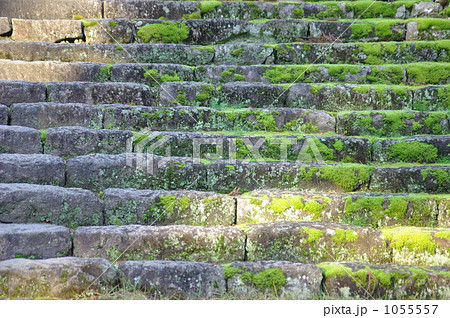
[
  {"xmin": 104, "ymin": 188, "xmax": 235, "ymax": 226},
  {"xmin": 337, "ymin": 111, "xmax": 449, "ymax": 137},
  {"xmin": 11, "ymin": 19, "xmax": 83, "ymax": 42},
  {"xmin": 0, "ymin": 17, "xmax": 11, "ymax": 35},
  {"xmin": 66, "ymin": 153, "xmax": 207, "ymax": 192},
  {"xmin": 119, "ymin": 260, "xmax": 225, "ymax": 298},
  {"xmin": 44, "ymin": 126, "xmax": 132, "ymax": 158},
  {"xmin": 0, "ymin": 0, "xmax": 102, "ymax": 19},
  {"xmin": 111, "ymin": 63, "xmax": 194, "ymax": 85},
  {"xmin": 47, "ymin": 81, "xmax": 154, "ymax": 106},
  {"xmin": 213, "ymin": 44, "xmax": 274, "ymax": 65},
  {"xmin": 413, "ymin": 86, "xmax": 449, "ymax": 111},
  {"xmin": 203, "ymin": 2, "xmax": 276, "ymax": 20},
  {"xmin": 84, "ymin": 19, "xmax": 134, "ymax": 44},
  {"xmin": 370, "ymin": 166, "xmax": 450, "ymax": 194},
  {"xmin": 320, "ymin": 262, "xmax": 450, "ymax": 299},
  {"xmin": 411, "ymin": 2, "xmax": 443, "ymax": 18},
  {"xmin": 0, "ymin": 257, "xmax": 119, "ymax": 299},
  {"xmin": 195, "ymin": 65, "xmax": 266, "ymax": 84},
  {"xmin": 0, "ymin": 183, "xmax": 103, "ymax": 227},
  {"xmin": 159, "ymin": 82, "xmax": 216, "ymax": 106},
  {"xmin": 0, "ymin": 154, "xmax": 65, "ymax": 186},
  {"xmin": 438, "ymin": 198, "xmax": 450, "ymax": 228},
  {"xmin": 0, "ymin": 105, "xmax": 7, "ymax": 125},
  {"xmin": 217, "ymin": 83, "xmax": 285, "ymax": 108},
  {"xmin": 257, "ymin": 19, "xmax": 309, "ymax": 42},
  {"xmin": 0, "ymin": 80, "xmax": 46, "ymax": 106},
  {"xmin": 104, "ymin": 0, "xmax": 199, "ymax": 20},
  {"xmin": 245, "ymin": 221, "xmax": 391, "ymax": 263},
  {"xmin": 309, "ymin": 21, "xmax": 354, "ymax": 41},
  {"xmin": 0, "ymin": 60, "xmax": 105, "ymax": 83},
  {"xmin": 226, "ymin": 261, "xmax": 322, "ymax": 299},
  {"xmin": 73, "ymin": 224, "xmax": 246, "ymax": 263},
  {"xmin": 0, "ymin": 223, "xmax": 71, "ymax": 260},
  {"xmin": 10, "ymin": 103, "xmax": 103, "ymax": 129},
  {"xmin": 0, "ymin": 125, "xmax": 41, "ymax": 154}
]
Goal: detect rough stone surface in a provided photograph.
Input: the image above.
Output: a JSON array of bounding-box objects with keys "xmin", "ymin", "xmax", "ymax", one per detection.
[
  {"xmin": 119, "ymin": 260, "xmax": 225, "ymax": 298},
  {"xmin": 111, "ymin": 63, "xmax": 194, "ymax": 85},
  {"xmin": 73, "ymin": 224, "xmax": 246, "ymax": 263},
  {"xmin": 44, "ymin": 126, "xmax": 132, "ymax": 158},
  {"xmin": 66, "ymin": 153, "xmax": 207, "ymax": 192},
  {"xmin": 226, "ymin": 261, "xmax": 322, "ymax": 299},
  {"xmin": 0, "ymin": 17, "xmax": 11, "ymax": 35},
  {"xmin": 47, "ymin": 81, "xmax": 154, "ymax": 105},
  {"xmin": 0, "ymin": 105, "xmax": 7, "ymax": 125},
  {"xmin": 159, "ymin": 81, "xmax": 216, "ymax": 107},
  {"xmin": 0, "ymin": 60, "xmax": 105, "ymax": 83},
  {"xmin": 0, "ymin": 257, "xmax": 119, "ymax": 299},
  {"xmin": 0, "ymin": 223, "xmax": 71, "ymax": 260},
  {"xmin": 84, "ymin": 19, "xmax": 134, "ymax": 44},
  {"xmin": 214, "ymin": 44, "xmax": 274, "ymax": 65},
  {"xmin": 370, "ymin": 165, "xmax": 450, "ymax": 194},
  {"xmin": 10, "ymin": 103, "xmax": 103, "ymax": 129},
  {"xmin": 320, "ymin": 262, "xmax": 450, "ymax": 300},
  {"xmin": 0, "ymin": 183, "xmax": 103, "ymax": 227},
  {"xmin": 104, "ymin": 0, "xmax": 199, "ymax": 20},
  {"xmin": 411, "ymin": 2, "xmax": 443, "ymax": 18},
  {"xmin": 104, "ymin": 188, "xmax": 235, "ymax": 226},
  {"xmin": 0, "ymin": 154, "xmax": 65, "ymax": 186},
  {"xmin": 218, "ymin": 82, "xmax": 285, "ymax": 108},
  {"xmin": 0, "ymin": 80, "xmax": 46, "ymax": 106},
  {"xmin": 0, "ymin": 125, "xmax": 42, "ymax": 154},
  {"xmin": 245, "ymin": 221, "xmax": 391, "ymax": 264},
  {"xmin": 0, "ymin": 0, "xmax": 102, "ymax": 19},
  {"xmin": 11, "ymin": 19, "xmax": 83, "ymax": 43}
]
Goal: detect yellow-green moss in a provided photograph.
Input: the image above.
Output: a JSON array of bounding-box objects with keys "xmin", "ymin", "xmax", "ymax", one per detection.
[
  {"xmin": 137, "ymin": 22, "xmax": 188, "ymax": 44},
  {"xmin": 386, "ymin": 142, "xmax": 438, "ymax": 163},
  {"xmin": 382, "ymin": 228, "xmax": 437, "ymax": 254}
]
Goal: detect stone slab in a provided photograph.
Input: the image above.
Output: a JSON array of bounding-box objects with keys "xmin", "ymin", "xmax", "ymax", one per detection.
[{"xmin": 0, "ymin": 125, "xmax": 41, "ymax": 154}]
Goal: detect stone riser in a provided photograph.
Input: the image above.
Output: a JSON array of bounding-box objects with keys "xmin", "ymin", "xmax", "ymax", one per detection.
[
  {"xmin": 5, "ymin": 17, "xmax": 449, "ymax": 44},
  {"xmin": 1, "ymin": 60, "xmax": 449, "ymax": 87},
  {"xmin": 1, "ymin": 80, "xmax": 448, "ymax": 112},
  {"xmin": 1, "ymin": 257, "xmax": 448, "ymax": 299},
  {"xmin": 1, "ymin": 182, "xmax": 448, "ymax": 228},
  {"xmin": 0, "ymin": 40, "xmax": 448, "ymax": 66},
  {"xmin": 1, "ymin": 222, "xmax": 449, "ymax": 267},
  {"xmin": 0, "ymin": 1, "xmax": 445, "ymax": 21},
  {"xmin": 0, "ymin": 153, "xmax": 448, "ymax": 193}
]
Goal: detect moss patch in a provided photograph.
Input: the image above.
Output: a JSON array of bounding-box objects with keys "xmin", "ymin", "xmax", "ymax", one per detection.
[{"xmin": 137, "ymin": 22, "xmax": 188, "ymax": 44}]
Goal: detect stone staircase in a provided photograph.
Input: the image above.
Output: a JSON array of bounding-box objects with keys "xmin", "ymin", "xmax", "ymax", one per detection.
[{"xmin": 0, "ymin": 0, "xmax": 449, "ymax": 300}]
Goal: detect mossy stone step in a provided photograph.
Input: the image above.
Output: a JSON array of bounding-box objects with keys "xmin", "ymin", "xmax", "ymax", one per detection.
[
  {"xmin": 103, "ymin": 188, "xmax": 235, "ymax": 226},
  {"xmin": 0, "ymin": 183, "xmax": 103, "ymax": 227},
  {"xmin": 73, "ymin": 224, "xmax": 246, "ymax": 263},
  {"xmin": 237, "ymin": 190, "xmax": 449, "ymax": 228},
  {"xmin": 319, "ymin": 262, "xmax": 450, "ymax": 299},
  {"xmin": 0, "ymin": 223, "xmax": 71, "ymax": 260},
  {"xmin": 244, "ymin": 221, "xmax": 391, "ymax": 264},
  {"xmin": 0, "ymin": 257, "xmax": 118, "ymax": 299},
  {"xmin": 0, "ymin": 40, "xmax": 447, "ymax": 66}
]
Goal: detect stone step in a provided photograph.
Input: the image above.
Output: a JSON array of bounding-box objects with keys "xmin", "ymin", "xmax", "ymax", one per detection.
[
  {"xmin": 103, "ymin": 105, "xmax": 336, "ymax": 133},
  {"xmin": 64, "ymin": 153, "xmax": 450, "ymax": 194},
  {"xmin": 0, "ymin": 183, "xmax": 103, "ymax": 227},
  {"xmin": 319, "ymin": 261, "xmax": 450, "ymax": 300},
  {"xmin": 0, "ymin": 223, "xmax": 71, "ymax": 260},
  {"xmin": 0, "ymin": 80, "xmax": 154, "ymax": 107},
  {"xmin": 0, "ymin": 257, "xmax": 118, "ymax": 299},
  {"xmin": 0, "ymin": 154, "xmax": 65, "ymax": 186},
  {"xmin": 1, "ymin": 257, "xmax": 448, "ymax": 299},
  {"xmin": 337, "ymin": 110, "xmax": 449, "ymax": 137},
  {"xmin": 73, "ymin": 224, "xmax": 246, "ymax": 263},
  {"xmin": 236, "ymin": 190, "xmax": 449, "ymax": 228},
  {"xmin": 5, "ymin": 17, "xmax": 449, "ymax": 44},
  {"xmin": 103, "ymin": 188, "xmax": 236, "ymax": 226},
  {"xmin": 0, "ymin": 40, "xmax": 448, "ymax": 66},
  {"xmin": 158, "ymin": 81, "xmax": 449, "ymax": 111}
]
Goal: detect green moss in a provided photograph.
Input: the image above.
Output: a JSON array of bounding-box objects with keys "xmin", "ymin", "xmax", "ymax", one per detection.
[
  {"xmin": 307, "ymin": 139, "xmax": 336, "ymax": 161},
  {"xmin": 196, "ymin": 84, "xmax": 214, "ymax": 101},
  {"xmin": 225, "ymin": 164, "xmax": 235, "ymax": 171},
  {"xmin": 333, "ymin": 140, "xmax": 344, "ymax": 152},
  {"xmin": 352, "ymin": 86, "xmax": 372, "ymax": 94},
  {"xmin": 182, "ymin": 12, "xmax": 201, "ymax": 19},
  {"xmin": 327, "ymin": 65, "xmax": 361, "ymax": 81},
  {"xmin": 230, "ymin": 48, "xmax": 244, "ymax": 57},
  {"xmin": 97, "ymin": 64, "xmax": 113, "ymax": 82},
  {"xmin": 351, "ymin": 24, "xmax": 373, "ymax": 39},
  {"xmin": 137, "ymin": 22, "xmax": 188, "ymax": 44},
  {"xmin": 420, "ymin": 168, "xmax": 449, "ymax": 186},
  {"xmin": 382, "ymin": 228, "xmax": 437, "ymax": 254},
  {"xmin": 224, "ymin": 265, "xmax": 243, "ymax": 279},
  {"xmin": 292, "ymin": 8, "xmax": 304, "ymax": 18},
  {"xmin": 405, "ymin": 63, "xmax": 450, "ymax": 85},
  {"xmin": 115, "ymin": 45, "xmax": 123, "ymax": 51},
  {"xmin": 318, "ymin": 263, "xmax": 353, "ymax": 278},
  {"xmin": 302, "ymin": 227, "xmax": 323, "ymax": 243},
  {"xmin": 435, "ymin": 231, "xmax": 450, "ymax": 240},
  {"xmin": 40, "ymin": 130, "xmax": 47, "ymax": 146},
  {"xmin": 176, "ymin": 93, "xmax": 187, "ymax": 105},
  {"xmin": 82, "ymin": 20, "xmax": 98, "ymax": 28},
  {"xmin": 199, "ymin": 1, "xmax": 222, "ymax": 14},
  {"xmin": 307, "ymin": 164, "xmax": 372, "ymax": 192},
  {"xmin": 73, "ymin": 15, "xmax": 85, "ymax": 20},
  {"xmin": 234, "ymin": 74, "xmax": 246, "ymax": 81},
  {"xmin": 241, "ymin": 268, "xmax": 286, "ymax": 292},
  {"xmin": 108, "ymin": 21, "xmax": 118, "ymax": 29},
  {"xmin": 386, "ymin": 142, "xmax": 438, "ymax": 163},
  {"xmin": 331, "ymin": 229, "xmax": 359, "ymax": 243}
]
